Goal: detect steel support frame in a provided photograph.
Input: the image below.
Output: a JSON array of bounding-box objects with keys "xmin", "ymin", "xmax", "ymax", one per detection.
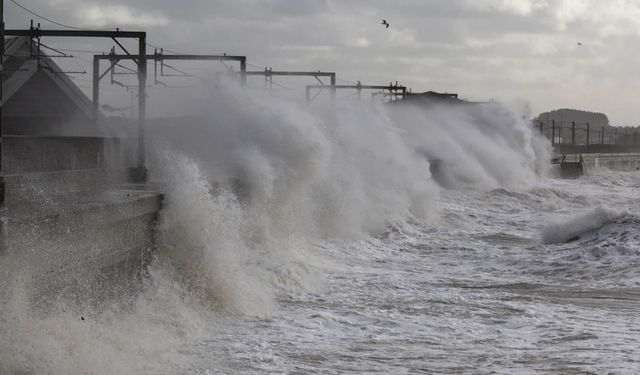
[
  {"xmin": 306, "ymin": 82, "xmax": 407, "ymax": 103},
  {"xmin": 96, "ymin": 51, "xmax": 247, "ymax": 93},
  {"xmin": 245, "ymin": 68, "xmax": 336, "ymax": 99},
  {"xmin": 93, "ymin": 52, "xmax": 246, "ymax": 167}
]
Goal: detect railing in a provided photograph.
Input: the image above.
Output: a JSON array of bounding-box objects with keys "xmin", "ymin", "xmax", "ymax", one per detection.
[{"xmin": 536, "ymin": 120, "xmax": 640, "ymax": 147}]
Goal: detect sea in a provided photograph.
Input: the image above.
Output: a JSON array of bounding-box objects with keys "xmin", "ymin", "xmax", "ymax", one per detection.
[{"xmin": 1, "ymin": 86, "xmax": 639, "ymax": 374}]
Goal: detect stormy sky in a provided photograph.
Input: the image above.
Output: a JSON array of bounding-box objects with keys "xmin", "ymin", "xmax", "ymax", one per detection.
[{"xmin": 6, "ymin": 0, "xmax": 640, "ymax": 124}]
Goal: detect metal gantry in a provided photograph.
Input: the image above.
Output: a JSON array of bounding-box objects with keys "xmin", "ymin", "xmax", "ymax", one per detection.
[
  {"xmin": 93, "ymin": 50, "xmax": 247, "ymax": 120},
  {"xmin": 92, "ymin": 50, "xmax": 247, "ymax": 180},
  {"xmin": 245, "ymin": 68, "xmax": 336, "ymax": 98},
  {"xmin": 306, "ymin": 81, "xmax": 407, "ymax": 103}
]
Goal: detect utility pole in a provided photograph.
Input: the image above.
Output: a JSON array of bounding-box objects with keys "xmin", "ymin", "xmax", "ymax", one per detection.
[
  {"xmin": 571, "ymin": 121, "xmax": 575, "ymax": 146},
  {"xmin": 552, "ymin": 119, "xmax": 555, "ymax": 145},
  {"xmin": 136, "ymin": 34, "xmax": 146, "ymax": 181},
  {"xmin": 0, "ymin": 0, "xmax": 5, "ymax": 207}
]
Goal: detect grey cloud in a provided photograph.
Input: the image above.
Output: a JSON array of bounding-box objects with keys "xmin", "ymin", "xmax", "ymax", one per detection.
[{"xmin": 5, "ymin": 0, "xmax": 640, "ymax": 123}]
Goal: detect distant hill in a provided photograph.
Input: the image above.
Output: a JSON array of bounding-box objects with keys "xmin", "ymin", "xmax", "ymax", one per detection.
[
  {"xmin": 534, "ymin": 108, "xmax": 640, "ymax": 146},
  {"xmin": 534, "ymin": 108, "xmax": 609, "ymax": 129}
]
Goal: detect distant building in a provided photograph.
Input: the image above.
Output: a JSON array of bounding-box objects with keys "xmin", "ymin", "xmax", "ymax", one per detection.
[
  {"xmin": 396, "ymin": 91, "xmax": 465, "ymax": 105},
  {"xmin": 2, "ymin": 37, "xmax": 132, "ymax": 175},
  {"xmin": 3, "ymin": 36, "xmax": 105, "ymax": 136}
]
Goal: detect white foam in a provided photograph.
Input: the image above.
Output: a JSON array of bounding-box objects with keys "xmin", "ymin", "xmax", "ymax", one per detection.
[
  {"xmin": 145, "ymin": 83, "xmax": 551, "ymax": 314},
  {"xmin": 541, "ymin": 206, "xmax": 624, "ymax": 244}
]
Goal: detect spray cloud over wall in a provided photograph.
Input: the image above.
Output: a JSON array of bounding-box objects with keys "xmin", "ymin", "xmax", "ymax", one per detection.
[{"xmin": 148, "ymin": 82, "xmax": 551, "ymax": 313}]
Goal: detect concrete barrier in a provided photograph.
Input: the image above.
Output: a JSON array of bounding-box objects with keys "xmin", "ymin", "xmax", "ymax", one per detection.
[
  {"xmin": 577, "ymin": 153, "xmax": 640, "ymax": 172},
  {"xmin": 0, "ymin": 189, "xmax": 162, "ymax": 310}
]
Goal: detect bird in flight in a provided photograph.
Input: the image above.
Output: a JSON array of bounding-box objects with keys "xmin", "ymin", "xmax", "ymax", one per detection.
[
  {"xmin": 381, "ymin": 19, "xmax": 390, "ymax": 28},
  {"xmin": 577, "ymin": 42, "xmax": 582, "ymax": 46}
]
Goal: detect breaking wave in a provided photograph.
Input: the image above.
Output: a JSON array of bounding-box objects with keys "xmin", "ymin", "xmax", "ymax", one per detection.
[
  {"xmin": 148, "ymin": 83, "xmax": 551, "ymax": 314},
  {"xmin": 0, "ymin": 82, "xmax": 551, "ymax": 374},
  {"xmin": 541, "ymin": 206, "xmax": 627, "ymax": 244}
]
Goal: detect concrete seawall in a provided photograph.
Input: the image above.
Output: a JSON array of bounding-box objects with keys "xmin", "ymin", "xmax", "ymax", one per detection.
[
  {"xmin": 1, "ymin": 135, "xmax": 162, "ymax": 311},
  {"xmin": 554, "ymin": 153, "xmax": 640, "ymax": 178},
  {"xmin": 584, "ymin": 153, "xmax": 640, "ymax": 171},
  {"xmin": 1, "ymin": 188, "xmax": 162, "ymax": 310},
  {"xmin": 561, "ymin": 153, "xmax": 640, "ymax": 171}
]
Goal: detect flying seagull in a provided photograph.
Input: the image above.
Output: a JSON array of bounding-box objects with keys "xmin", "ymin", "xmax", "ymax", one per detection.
[
  {"xmin": 381, "ymin": 19, "xmax": 390, "ymax": 28},
  {"xmin": 577, "ymin": 42, "xmax": 582, "ymax": 46}
]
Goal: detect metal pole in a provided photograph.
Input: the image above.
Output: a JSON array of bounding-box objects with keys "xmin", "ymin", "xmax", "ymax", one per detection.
[
  {"xmin": 137, "ymin": 35, "xmax": 147, "ymax": 182},
  {"xmin": 0, "ymin": 0, "xmax": 5, "ymax": 206},
  {"xmin": 552, "ymin": 119, "xmax": 555, "ymax": 145},
  {"xmin": 92, "ymin": 56, "xmax": 100, "ymax": 124},
  {"xmin": 330, "ymin": 74, "xmax": 336, "ymax": 101},
  {"xmin": 239, "ymin": 57, "xmax": 246, "ymax": 86},
  {"xmin": 571, "ymin": 121, "xmax": 575, "ymax": 146}
]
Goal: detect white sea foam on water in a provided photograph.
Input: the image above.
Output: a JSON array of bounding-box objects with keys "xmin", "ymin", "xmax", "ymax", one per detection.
[{"xmin": 541, "ymin": 206, "xmax": 625, "ymax": 244}]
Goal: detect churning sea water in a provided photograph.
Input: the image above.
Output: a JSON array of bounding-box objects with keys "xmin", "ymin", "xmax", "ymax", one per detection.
[
  {"xmin": 190, "ymin": 168, "xmax": 640, "ymax": 374},
  {"xmin": 2, "ymin": 87, "xmax": 639, "ymax": 374}
]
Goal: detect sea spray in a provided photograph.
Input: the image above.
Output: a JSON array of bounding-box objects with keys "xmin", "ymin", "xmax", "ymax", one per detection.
[
  {"xmin": 0, "ymin": 80, "xmax": 556, "ymax": 373},
  {"xmin": 541, "ymin": 206, "xmax": 624, "ymax": 244},
  {"xmin": 156, "ymin": 153, "xmax": 281, "ymax": 314},
  {"xmin": 146, "ymin": 82, "xmax": 552, "ymax": 313},
  {"xmin": 0, "ymin": 264, "xmax": 216, "ymax": 374},
  {"xmin": 388, "ymin": 100, "xmax": 551, "ymax": 189}
]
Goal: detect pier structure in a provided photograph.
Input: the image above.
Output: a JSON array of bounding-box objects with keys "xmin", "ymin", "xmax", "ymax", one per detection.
[
  {"xmin": 305, "ymin": 81, "xmax": 407, "ymax": 103},
  {"xmin": 245, "ymin": 68, "xmax": 336, "ymax": 99}
]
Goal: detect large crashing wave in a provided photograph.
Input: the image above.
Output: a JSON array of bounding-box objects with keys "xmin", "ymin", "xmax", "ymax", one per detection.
[
  {"xmin": 0, "ymin": 83, "xmax": 552, "ymax": 374},
  {"xmin": 388, "ymin": 100, "xmax": 550, "ymax": 189},
  {"xmin": 148, "ymin": 84, "xmax": 551, "ymax": 313}
]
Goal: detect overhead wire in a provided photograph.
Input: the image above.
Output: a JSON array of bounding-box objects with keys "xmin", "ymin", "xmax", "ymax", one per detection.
[
  {"xmin": 9, "ymin": 0, "xmax": 317, "ymax": 94},
  {"xmin": 9, "ymin": 0, "xmax": 192, "ymax": 59},
  {"xmin": 9, "ymin": 0, "xmax": 116, "ymax": 31}
]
